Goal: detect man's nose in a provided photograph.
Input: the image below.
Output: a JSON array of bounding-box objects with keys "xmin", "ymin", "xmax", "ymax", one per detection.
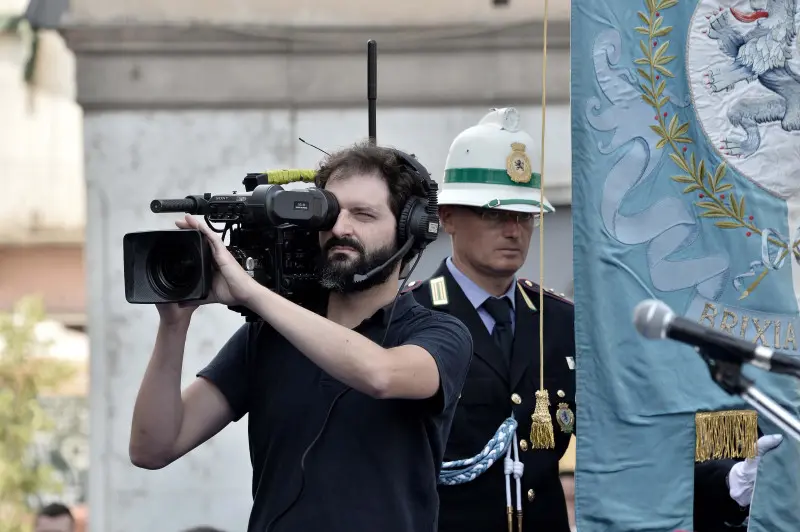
[
  {"xmin": 501, "ymin": 217, "xmax": 523, "ymax": 237},
  {"xmin": 331, "ymin": 211, "xmax": 355, "ymax": 237}
]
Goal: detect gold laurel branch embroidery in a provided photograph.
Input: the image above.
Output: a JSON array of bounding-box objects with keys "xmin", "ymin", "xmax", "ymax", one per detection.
[{"xmin": 634, "ymin": 0, "xmax": 788, "ymax": 298}]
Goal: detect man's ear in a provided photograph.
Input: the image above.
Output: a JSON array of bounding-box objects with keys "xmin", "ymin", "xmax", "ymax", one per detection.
[{"xmin": 439, "ymin": 205, "xmax": 457, "ymax": 235}]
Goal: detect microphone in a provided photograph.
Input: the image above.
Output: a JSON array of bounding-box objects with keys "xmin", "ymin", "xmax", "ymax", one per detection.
[
  {"xmin": 633, "ymin": 299, "xmax": 800, "ymax": 377},
  {"xmin": 352, "ymin": 237, "xmax": 415, "ymax": 284}
]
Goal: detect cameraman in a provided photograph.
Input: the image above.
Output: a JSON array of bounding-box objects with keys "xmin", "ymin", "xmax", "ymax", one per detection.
[{"xmin": 128, "ymin": 143, "xmax": 473, "ymax": 532}]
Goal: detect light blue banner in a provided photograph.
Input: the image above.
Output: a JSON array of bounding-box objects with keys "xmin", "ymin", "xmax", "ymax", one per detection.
[{"xmin": 571, "ymin": 0, "xmax": 800, "ymax": 530}]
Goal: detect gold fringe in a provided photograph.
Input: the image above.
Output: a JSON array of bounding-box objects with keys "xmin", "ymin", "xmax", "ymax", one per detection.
[
  {"xmin": 530, "ymin": 389, "xmax": 555, "ymax": 449},
  {"xmin": 695, "ymin": 410, "xmax": 758, "ymax": 462},
  {"xmin": 264, "ymin": 169, "xmax": 317, "ymax": 184}
]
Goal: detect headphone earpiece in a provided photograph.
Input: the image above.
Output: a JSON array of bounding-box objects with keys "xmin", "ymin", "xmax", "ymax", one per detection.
[{"xmin": 391, "ymin": 150, "xmax": 440, "ymax": 258}]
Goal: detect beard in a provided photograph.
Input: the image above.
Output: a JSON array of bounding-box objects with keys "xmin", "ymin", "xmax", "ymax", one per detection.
[{"xmin": 317, "ymin": 236, "xmax": 400, "ymax": 294}]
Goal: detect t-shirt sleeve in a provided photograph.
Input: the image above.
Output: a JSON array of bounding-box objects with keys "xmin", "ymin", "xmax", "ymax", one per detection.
[
  {"xmin": 403, "ymin": 313, "xmax": 473, "ymax": 414},
  {"xmin": 196, "ymin": 323, "xmax": 255, "ymax": 422}
]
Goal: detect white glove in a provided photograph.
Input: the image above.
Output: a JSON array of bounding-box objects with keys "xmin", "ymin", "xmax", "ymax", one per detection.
[{"xmin": 728, "ymin": 434, "xmax": 783, "ymax": 507}]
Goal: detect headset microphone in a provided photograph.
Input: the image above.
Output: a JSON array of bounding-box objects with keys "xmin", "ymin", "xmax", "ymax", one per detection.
[{"xmin": 352, "ymin": 238, "xmax": 416, "ymax": 284}]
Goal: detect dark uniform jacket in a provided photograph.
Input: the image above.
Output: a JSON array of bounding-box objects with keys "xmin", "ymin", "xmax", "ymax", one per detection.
[{"xmin": 408, "ymin": 260, "xmax": 747, "ymax": 532}]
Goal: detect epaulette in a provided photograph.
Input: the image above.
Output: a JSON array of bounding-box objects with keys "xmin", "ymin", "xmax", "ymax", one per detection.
[
  {"xmin": 403, "ymin": 277, "xmax": 449, "ymax": 306},
  {"xmin": 518, "ymin": 278, "xmax": 573, "ymax": 305},
  {"xmin": 401, "ymin": 280, "xmax": 425, "ymax": 294}
]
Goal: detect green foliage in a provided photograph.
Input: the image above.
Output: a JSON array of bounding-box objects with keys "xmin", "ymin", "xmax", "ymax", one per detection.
[{"xmin": 0, "ymin": 297, "xmax": 75, "ymax": 531}]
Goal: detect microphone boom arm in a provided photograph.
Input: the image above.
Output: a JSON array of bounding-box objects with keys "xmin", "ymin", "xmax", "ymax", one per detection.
[{"xmin": 699, "ymin": 345, "xmax": 800, "ymax": 444}]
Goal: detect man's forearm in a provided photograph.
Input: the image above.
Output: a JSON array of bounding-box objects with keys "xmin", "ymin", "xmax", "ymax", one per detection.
[
  {"xmin": 129, "ymin": 319, "xmax": 191, "ymax": 468},
  {"xmin": 245, "ymin": 286, "xmax": 390, "ymax": 397}
]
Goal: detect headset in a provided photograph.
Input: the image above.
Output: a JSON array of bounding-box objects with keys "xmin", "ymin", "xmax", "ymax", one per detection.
[
  {"xmin": 394, "ymin": 149, "xmax": 441, "ymax": 256},
  {"xmin": 349, "ymin": 148, "xmax": 439, "ymax": 286}
]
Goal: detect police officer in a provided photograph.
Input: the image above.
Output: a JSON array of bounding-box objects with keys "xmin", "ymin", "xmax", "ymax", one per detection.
[{"xmin": 407, "ymin": 108, "xmax": 776, "ymax": 532}]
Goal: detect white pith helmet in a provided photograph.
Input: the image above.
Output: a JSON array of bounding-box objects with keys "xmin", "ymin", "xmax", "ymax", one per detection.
[{"xmin": 440, "ymin": 107, "xmax": 554, "ymax": 214}]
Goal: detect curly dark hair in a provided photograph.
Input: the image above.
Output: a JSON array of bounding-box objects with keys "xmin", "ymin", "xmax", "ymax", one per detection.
[{"xmin": 314, "ymin": 141, "xmax": 427, "ymax": 221}]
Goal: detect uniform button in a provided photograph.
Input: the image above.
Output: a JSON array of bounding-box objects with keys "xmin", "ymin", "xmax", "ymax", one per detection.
[
  {"xmin": 511, "ymin": 393, "xmax": 522, "ymax": 405},
  {"xmin": 519, "ymin": 439, "xmax": 528, "ymax": 451},
  {"xmin": 527, "ymin": 489, "xmax": 535, "ymax": 502},
  {"xmin": 557, "ymin": 390, "xmax": 565, "ymax": 398}
]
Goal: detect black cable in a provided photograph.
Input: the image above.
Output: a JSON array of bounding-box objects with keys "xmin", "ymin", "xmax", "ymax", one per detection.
[{"xmin": 381, "ymin": 252, "xmax": 421, "ymax": 345}]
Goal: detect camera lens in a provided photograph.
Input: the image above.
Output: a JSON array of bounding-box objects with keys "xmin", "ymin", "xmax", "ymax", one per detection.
[{"xmin": 146, "ymin": 236, "xmax": 202, "ymax": 300}]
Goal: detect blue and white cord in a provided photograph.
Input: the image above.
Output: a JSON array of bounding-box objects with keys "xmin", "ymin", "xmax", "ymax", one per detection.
[{"xmin": 439, "ymin": 416, "xmax": 525, "ymax": 513}]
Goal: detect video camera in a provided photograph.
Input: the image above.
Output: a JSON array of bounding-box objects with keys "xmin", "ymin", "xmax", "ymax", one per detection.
[
  {"xmin": 123, "ymin": 39, "xmax": 439, "ymax": 322},
  {"xmin": 122, "ymin": 171, "xmax": 338, "ymax": 320}
]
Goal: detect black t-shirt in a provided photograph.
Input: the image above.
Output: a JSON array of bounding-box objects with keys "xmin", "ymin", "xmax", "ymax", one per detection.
[{"xmin": 197, "ymin": 292, "xmax": 473, "ymax": 532}]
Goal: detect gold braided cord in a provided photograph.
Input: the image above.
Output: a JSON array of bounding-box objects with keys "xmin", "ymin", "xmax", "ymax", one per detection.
[
  {"xmin": 530, "ymin": 0, "xmax": 555, "ymax": 450},
  {"xmin": 538, "ymin": 0, "xmax": 548, "ymax": 394}
]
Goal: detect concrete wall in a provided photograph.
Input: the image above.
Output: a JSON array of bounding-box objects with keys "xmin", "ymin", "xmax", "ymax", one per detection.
[
  {"xmin": 61, "ymin": 20, "xmax": 569, "ymax": 112},
  {"xmin": 0, "ymin": 23, "xmax": 85, "ymax": 245},
  {"xmin": 66, "ymin": 0, "xmax": 569, "ymax": 25},
  {"xmin": 84, "ymin": 104, "xmax": 572, "ymax": 531}
]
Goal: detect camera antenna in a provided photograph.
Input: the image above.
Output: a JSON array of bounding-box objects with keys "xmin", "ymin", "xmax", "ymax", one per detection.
[
  {"xmin": 368, "ymin": 39, "xmax": 377, "ymax": 145},
  {"xmin": 298, "ymin": 137, "xmax": 331, "ymax": 156}
]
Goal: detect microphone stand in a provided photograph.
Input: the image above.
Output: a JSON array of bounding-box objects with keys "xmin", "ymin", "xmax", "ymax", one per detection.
[{"xmin": 699, "ymin": 346, "xmax": 800, "ymax": 444}]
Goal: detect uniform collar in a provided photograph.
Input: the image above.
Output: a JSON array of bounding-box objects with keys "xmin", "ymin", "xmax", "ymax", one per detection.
[{"xmin": 445, "ymin": 256, "xmax": 516, "ymax": 312}]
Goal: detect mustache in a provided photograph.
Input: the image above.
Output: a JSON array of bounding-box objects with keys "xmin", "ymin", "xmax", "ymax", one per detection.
[{"xmin": 323, "ymin": 237, "xmax": 365, "ymax": 255}]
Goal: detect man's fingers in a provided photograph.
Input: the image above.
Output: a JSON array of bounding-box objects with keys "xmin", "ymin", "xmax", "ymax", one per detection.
[
  {"xmin": 190, "ymin": 217, "xmax": 230, "ymax": 260},
  {"xmin": 757, "ymin": 434, "xmax": 784, "ymax": 455},
  {"xmin": 196, "ymin": 219, "xmax": 228, "ymax": 254},
  {"xmin": 183, "ymin": 214, "xmax": 200, "ymax": 228},
  {"xmin": 176, "ymin": 215, "xmax": 229, "ymax": 256},
  {"xmin": 175, "ymin": 214, "xmax": 198, "ymax": 229}
]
